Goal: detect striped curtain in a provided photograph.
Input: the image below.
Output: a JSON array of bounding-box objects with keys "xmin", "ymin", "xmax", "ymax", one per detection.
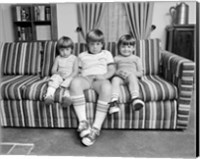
[
  {"xmin": 77, "ymin": 3, "xmax": 106, "ymax": 42},
  {"xmin": 124, "ymin": 2, "xmax": 154, "ymax": 39}
]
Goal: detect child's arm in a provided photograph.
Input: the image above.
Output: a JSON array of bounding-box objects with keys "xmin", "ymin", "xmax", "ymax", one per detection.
[
  {"xmin": 63, "ymin": 57, "xmax": 79, "ymax": 79},
  {"xmin": 51, "ymin": 57, "xmax": 59, "ymax": 75}
]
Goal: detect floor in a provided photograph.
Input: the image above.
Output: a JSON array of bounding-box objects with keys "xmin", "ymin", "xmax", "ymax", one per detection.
[{"xmin": 0, "ymin": 91, "xmax": 196, "ymax": 158}]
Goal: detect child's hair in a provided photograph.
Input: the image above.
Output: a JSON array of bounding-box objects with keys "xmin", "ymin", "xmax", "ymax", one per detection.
[
  {"xmin": 117, "ymin": 34, "xmax": 136, "ymax": 53},
  {"xmin": 86, "ymin": 29, "xmax": 105, "ymax": 45},
  {"xmin": 57, "ymin": 36, "xmax": 74, "ymax": 51}
]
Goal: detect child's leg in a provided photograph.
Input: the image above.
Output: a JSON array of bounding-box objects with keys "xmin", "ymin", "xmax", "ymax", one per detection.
[
  {"xmin": 82, "ymin": 79, "xmax": 112, "ymax": 146},
  {"xmin": 61, "ymin": 89, "xmax": 72, "ymax": 108},
  {"xmin": 110, "ymin": 76, "xmax": 123, "ymax": 102},
  {"xmin": 126, "ymin": 74, "xmax": 144, "ymax": 111},
  {"xmin": 45, "ymin": 74, "xmax": 63, "ymax": 105},
  {"xmin": 70, "ymin": 76, "xmax": 91, "ymax": 137},
  {"xmin": 109, "ymin": 76, "xmax": 124, "ymax": 114}
]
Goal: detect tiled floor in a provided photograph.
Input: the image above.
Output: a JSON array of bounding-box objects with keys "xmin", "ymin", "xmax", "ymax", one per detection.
[{"xmin": 0, "ymin": 142, "xmax": 34, "ymax": 155}]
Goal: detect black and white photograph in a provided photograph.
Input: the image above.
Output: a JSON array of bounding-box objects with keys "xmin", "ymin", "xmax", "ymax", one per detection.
[{"xmin": 0, "ymin": 0, "xmax": 197, "ymax": 158}]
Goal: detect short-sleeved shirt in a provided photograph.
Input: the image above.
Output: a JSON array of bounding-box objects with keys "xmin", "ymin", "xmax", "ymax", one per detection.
[
  {"xmin": 54, "ymin": 54, "xmax": 77, "ymax": 78},
  {"xmin": 114, "ymin": 54, "xmax": 143, "ymax": 75},
  {"xmin": 78, "ymin": 50, "xmax": 114, "ymax": 77}
]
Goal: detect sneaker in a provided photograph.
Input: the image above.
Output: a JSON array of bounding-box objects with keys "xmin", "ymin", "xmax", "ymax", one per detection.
[
  {"xmin": 61, "ymin": 96, "xmax": 72, "ymax": 108},
  {"xmin": 109, "ymin": 101, "xmax": 120, "ymax": 114},
  {"xmin": 131, "ymin": 98, "xmax": 144, "ymax": 111},
  {"xmin": 77, "ymin": 120, "xmax": 91, "ymax": 138},
  {"xmin": 44, "ymin": 95, "xmax": 54, "ymax": 106},
  {"xmin": 81, "ymin": 127, "xmax": 100, "ymax": 146}
]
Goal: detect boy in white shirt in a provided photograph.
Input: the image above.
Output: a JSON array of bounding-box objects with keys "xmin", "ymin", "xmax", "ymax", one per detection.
[{"xmin": 70, "ymin": 29, "xmax": 115, "ymax": 146}]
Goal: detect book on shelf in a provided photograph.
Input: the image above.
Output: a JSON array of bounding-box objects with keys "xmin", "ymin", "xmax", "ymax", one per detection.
[
  {"xmin": 16, "ymin": 6, "xmax": 21, "ymax": 21},
  {"xmin": 36, "ymin": 25, "xmax": 51, "ymax": 40},
  {"xmin": 17, "ymin": 26, "xmax": 32, "ymax": 41},
  {"xmin": 34, "ymin": 6, "xmax": 45, "ymax": 21}
]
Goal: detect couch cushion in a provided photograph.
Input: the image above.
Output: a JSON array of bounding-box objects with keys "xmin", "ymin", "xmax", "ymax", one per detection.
[
  {"xmin": 1, "ymin": 75, "xmax": 41, "ymax": 100},
  {"xmin": 22, "ymin": 77, "xmax": 97, "ymax": 103},
  {"xmin": 83, "ymin": 75, "xmax": 178, "ymax": 103},
  {"xmin": 0, "ymin": 42, "xmax": 41, "ymax": 75},
  {"xmin": 41, "ymin": 41, "xmax": 57, "ymax": 77}
]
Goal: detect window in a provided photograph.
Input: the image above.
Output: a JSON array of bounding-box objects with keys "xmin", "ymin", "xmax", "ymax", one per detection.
[{"xmin": 99, "ymin": 3, "xmax": 130, "ymax": 42}]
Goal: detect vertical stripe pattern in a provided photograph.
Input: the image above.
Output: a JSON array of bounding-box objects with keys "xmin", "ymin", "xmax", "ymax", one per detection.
[
  {"xmin": 161, "ymin": 50, "xmax": 195, "ymax": 129},
  {"xmin": 0, "ymin": 42, "xmax": 41, "ymax": 75}
]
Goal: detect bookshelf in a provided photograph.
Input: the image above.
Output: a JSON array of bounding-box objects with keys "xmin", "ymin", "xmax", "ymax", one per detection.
[{"xmin": 12, "ymin": 4, "xmax": 58, "ymax": 42}]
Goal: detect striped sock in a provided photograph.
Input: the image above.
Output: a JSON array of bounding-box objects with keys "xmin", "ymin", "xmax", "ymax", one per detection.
[
  {"xmin": 130, "ymin": 90, "xmax": 140, "ymax": 99},
  {"xmin": 93, "ymin": 100, "xmax": 109, "ymax": 130},
  {"xmin": 71, "ymin": 95, "xmax": 87, "ymax": 122}
]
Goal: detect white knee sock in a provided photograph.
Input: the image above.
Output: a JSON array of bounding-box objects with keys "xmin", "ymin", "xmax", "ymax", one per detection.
[
  {"xmin": 93, "ymin": 100, "xmax": 109, "ymax": 130},
  {"xmin": 46, "ymin": 87, "xmax": 56, "ymax": 97},
  {"xmin": 71, "ymin": 95, "xmax": 87, "ymax": 122}
]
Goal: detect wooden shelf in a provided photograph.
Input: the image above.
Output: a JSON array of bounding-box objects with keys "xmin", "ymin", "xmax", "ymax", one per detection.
[
  {"xmin": 12, "ymin": 4, "xmax": 58, "ymax": 42},
  {"xmin": 165, "ymin": 24, "xmax": 195, "ymax": 61}
]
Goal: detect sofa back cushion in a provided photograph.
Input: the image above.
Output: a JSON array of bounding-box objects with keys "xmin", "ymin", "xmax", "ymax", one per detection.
[
  {"xmin": 135, "ymin": 39, "xmax": 161, "ymax": 75},
  {"xmin": 0, "ymin": 42, "xmax": 41, "ymax": 75},
  {"xmin": 41, "ymin": 41, "xmax": 57, "ymax": 77},
  {"xmin": 40, "ymin": 39, "xmax": 161, "ymax": 77}
]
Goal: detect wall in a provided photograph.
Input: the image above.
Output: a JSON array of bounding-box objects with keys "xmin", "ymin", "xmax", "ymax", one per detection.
[
  {"xmin": 150, "ymin": 1, "xmax": 196, "ymax": 49},
  {"xmin": 56, "ymin": 1, "xmax": 196, "ymax": 47},
  {"xmin": 56, "ymin": 3, "xmax": 78, "ymax": 42},
  {"xmin": 0, "ymin": 2, "xmax": 196, "ymax": 44},
  {"xmin": 0, "ymin": 4, "xmax": 14, "ymax": 42}
]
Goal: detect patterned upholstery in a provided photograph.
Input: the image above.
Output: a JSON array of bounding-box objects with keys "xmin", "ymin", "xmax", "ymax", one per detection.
[
  {"xmin": 1, "ymin": 75, "xmax": 40, "ymax": 100},
  {"xmin": 41, "ymin": 41, "xmax": 57, "ymax": 77},
  {"xmin": 161, "ymin": 50, "xmax": 195, "ymax": 129},
  {"xmin": 0, "ymin": 42, "xmax": 41, "ymax": 75},
  {"xmin": 0, "ymin": 100, "xmax": 177, "ymax": 129}
]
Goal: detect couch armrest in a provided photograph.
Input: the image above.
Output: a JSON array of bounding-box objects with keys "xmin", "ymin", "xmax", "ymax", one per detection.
[{"xmin": 161, "ymin": 50, "xmax": 195, "ymax": 129}]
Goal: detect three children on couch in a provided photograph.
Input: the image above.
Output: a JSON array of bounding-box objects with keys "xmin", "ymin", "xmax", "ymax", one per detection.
[{"xmin": 44, "ymin": 29, "xmax": 144, "ymax": 146}]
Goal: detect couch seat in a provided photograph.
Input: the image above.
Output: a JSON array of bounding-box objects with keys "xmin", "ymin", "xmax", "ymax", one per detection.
[
  {"xmin": 20, "ymin": 75, "xmax": 178, "ymax": 103},
  {"xmin": 1, "ymin": 75, "xmax": 41, "ymax": 100}
]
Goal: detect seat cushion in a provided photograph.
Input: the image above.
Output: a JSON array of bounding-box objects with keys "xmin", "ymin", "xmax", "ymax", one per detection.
[
  {"xmin": 22, "ymin": 77, "xmax": 97, "ymax": 103},
  {"xmin": 82, "ymin": 75, "xmax": 178, "ymax": 103},
  {"xmin": 22, "ymin": 76, "xmax": 76, "ymax": 103},
  {"xmin": 1, "ymin": 75, "xmax": 41, "ymax": 100}
]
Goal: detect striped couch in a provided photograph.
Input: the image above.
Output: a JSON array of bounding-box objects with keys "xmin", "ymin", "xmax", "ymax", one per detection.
[{"xmin": 0, "ymin": 39, "xmax": 195, "ymax": 130}]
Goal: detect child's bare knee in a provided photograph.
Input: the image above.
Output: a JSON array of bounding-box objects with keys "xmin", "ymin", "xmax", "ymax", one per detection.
[{"xmin": 70, "ymin": 77, "xmax": 83, "ymax": 90}]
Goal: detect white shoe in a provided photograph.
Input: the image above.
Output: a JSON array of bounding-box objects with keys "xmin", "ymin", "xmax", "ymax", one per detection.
[
  {"xmin": 81, "ymin": 127, "xmax": 100, "ymax": 146},
  {"xmin": 109, "ymin": 101, "xmax": 120, "ymax": 114},
  {"xmin": 77, "ymin": 120, "xmax": 91, "ymax": 138}
]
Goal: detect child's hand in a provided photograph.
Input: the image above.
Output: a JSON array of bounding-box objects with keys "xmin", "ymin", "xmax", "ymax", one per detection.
[{"xmin": 115, "ymin": 70, "xmax": 130, "ymax": 80}]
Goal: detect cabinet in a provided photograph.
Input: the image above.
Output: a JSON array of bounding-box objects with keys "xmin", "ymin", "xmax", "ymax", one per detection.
[
  {"xmin": 165, "ymin": 25, "xmax": 195, "ymax": 61},
  {"xmin": 12, "ymin": 4, "xmax": 58, "ymax": 42}
]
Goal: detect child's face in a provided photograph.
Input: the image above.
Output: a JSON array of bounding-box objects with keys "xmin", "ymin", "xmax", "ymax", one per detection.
[
  {"xmin": 59, "ymin": 47, "xmax": 72, "ymax": 57},
  {"xmin": 119, "ymin": 44, "xmax": 135, "ymax": 57},
  {"xmin": 88, "ymin": 41, "xmax": 103, "ymax": 54}
]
